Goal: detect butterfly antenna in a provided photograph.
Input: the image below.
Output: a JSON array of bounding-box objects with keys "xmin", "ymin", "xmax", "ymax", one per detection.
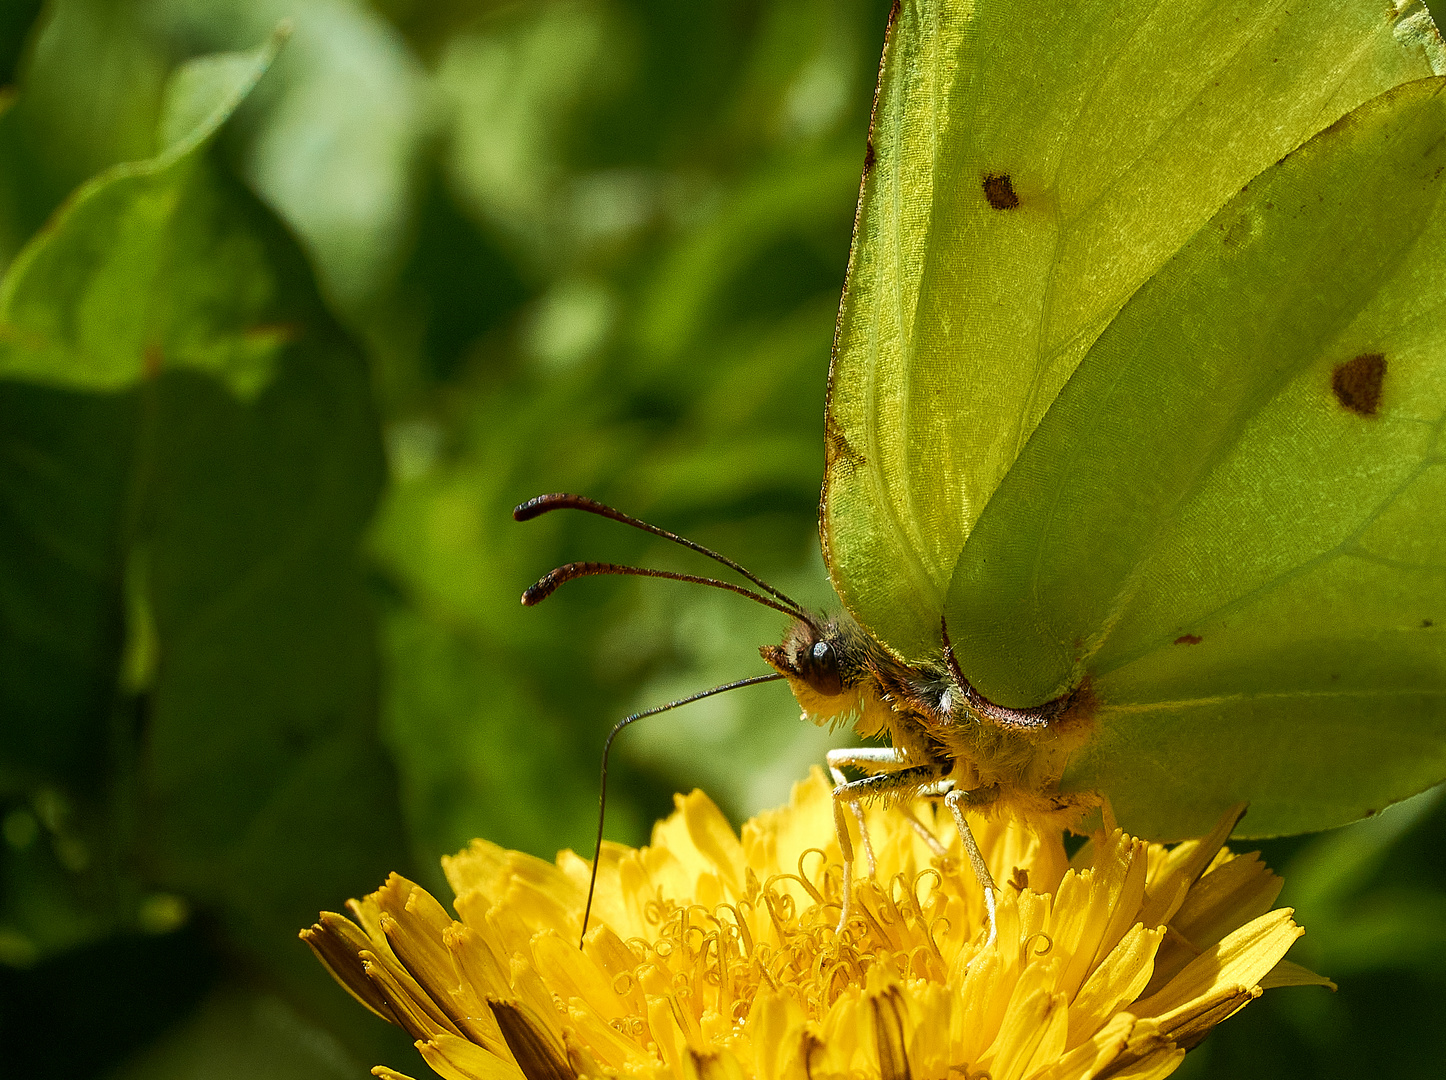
[
  {"xmin": 515, "ymin": 493, "xmax": 806, "ymax": 617},
  {"xmin": 522, "ymin": 562, "xmax": 803, "ymax": 619},
  {"xmin": 579, "ymin": 672, "xmax": 784, "ymax": 948}
]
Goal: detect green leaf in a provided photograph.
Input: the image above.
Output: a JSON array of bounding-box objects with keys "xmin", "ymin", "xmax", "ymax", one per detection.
[
  {"xmin": 0, "ymin": 384, "xmax": 134, "ymax": 791},
  {"xmin": 138, "ymin": 351, "xmax": 404, "ymax": 942},
  {"xmin": 0, "ymin": 34, "xmax": 409, "ymax": 977},
  {"xmin": 156, "ymin": 29, "xmax": 287, "ymax": 154},
  {"xmin": 0, "ymin": 0, "xmax": 171, "ymax": 242},
  {"xmin": 0, "ymin": 33, "xmax": 288, "ymax": 397}
]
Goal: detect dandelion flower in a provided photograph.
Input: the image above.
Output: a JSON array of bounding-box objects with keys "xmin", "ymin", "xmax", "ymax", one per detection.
[{"xmin": 302, "ymin": 768, "xmax": 1326, "ymax": 1080}]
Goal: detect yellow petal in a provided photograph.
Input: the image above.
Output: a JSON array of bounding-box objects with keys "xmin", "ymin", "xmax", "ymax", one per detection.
[
  {"xmin": 405, "ymin": 874, "xmax": 464, "ymax": 933},
  {"xmin": 1145, "ymin": 851, "xmax": 1285, "ymax": 995},
  {"xmin": 561, "ymin": 1030, "xmax": 609, "ymax": 1080},
  {"xmin": 581, "ymin": 924, "xmax": 653, "ymax": 1022},
  {"xmin": 1097, "ymin": 1045, "xmax": 1185, "ymax": 1080},
  {"xmin": 1043, "ymin": 869, "xmax": 1099, "ymax": 1002},
  {"xmin": 581, "ymin": 841, "xmax": 651, "ymax": 941},
  {"xmin": 685, "ymin": 1046, "xmax": 748, "ymax": 1080},
  {"xmin": 1138, "ymin": 805, "xmax": 1245, "ymax": 928},
  {"xmin": 777, "ymin": 1029, "xmax": 824, "ymax": 1080},
  {"xmin": 1259, "ymin": 958, "xmax": 1335, "ymax": 991},
  {"xmin": 819, "ymin": 992, "xmax": 869, "ymax": 1076},
  {"xmin": 646, "ymin": 992, "xmax": 689, "ymax": 1080},
  {"xmin": 440, "ymin": 927, "xmax": 512, "ymax": 1057},
  {"xmin": 1132, "ymin": 909, "xmax": 1301, "ymax": 1021},
  {"xmin": 348, "ymin": 891, "xmax": 389, "ymax": 944},
  {"xmin": 486, "ymin": 905, "xmax": 540, "ymax": 964},
  {"xmin": 301, "ymin": 915, "xmax": 398, "ymax": 1023},
  {"xmin": 741, "ymin": 769, "xmax": 837, "ymax": 890},
  {"xmin": 531, "ymin": 930, "xmax": 630, "ymax": 1023},
  {"xmin": 983, "ymin": 986, "xmax": 1067, "ymax": 1080},
  {"xmin": 1016, "ymin": 884, "xmax": 1052, "ymax": 950},
  {"xmin": 564, "ymin": 998, "xmax": 652, "ymax": 1073},
  {"xmin": 378, "ymin": 880, "xmax": 463, "ymax": 1011},
  {"xmin": 988, "ymin": 813, "xmax": 1070, "ymax": 898},
  {"xmin": 380, "ymin": 908, "xmax": 456, "ymax": 1001},
  {"xmin": 1086, "ymin": 834, "xmax": 1150, "ymax": 975},
  {"xmin": 681, "ymin": 789, "xmax": 747, "ymax": 897},
  {"xmin": 447, "ymin": 924, "xmax": 514, "ymax": 1003},
  {"xmin": 443, "ymin": 839, "xmax": 511, "ymax": 906},
  {"xmin": 951, "ymin": 938, "xmax": 1010, "ymax": 1063},
  {"xmin": 457, "ymin": 848, "xmax": 585, "ymax": 939},
  {"xmin": 419, "ymin": 1032, "xmax": 528, "ymax": 1080},
  {"xmin": 906, "ymin": 980, "xmax": 953, "ymax": 1079},
  {"xmin": 1066, "ymin": 924, "xmax": 1165, "ymax": 1049},
  {"xmin": 629, "ymin": 843, "xmax": 706, "ymax": 925},
  {"xmin": 1030, "ymin": 1012, "xmax": 1134, "ymax": 1080},
  {"xmin": 509, "ymin": 955, "xmax": 569, "ymax": 1046},
  {"xmin": 1144, "ymin": 984, "xmax": 1260, "ymax": 1052},
  {"xmin": 650, "ymin": 795, "xmax": 713, "ymax": 883},
  {"xmin": 1045, "ymin": 835, "xmax": 1144, "ymax": 1007},
  {"xmin": 744, "ymin": 988, "xmax": 807, "ymax": 1080},
  {"xmin": 1170, "ymin": 851, "xmax": 1282, "ymax": 949},
  {"xmin": 867, "ymin": 978, "xmax": 913, "ymax": 1080},
  {"xmin": 501, "ymin": 857, "xmax": 586, "ymax": 939},
  {"xmin": 487, "ymin": 998, "xmax": 572, "ymax": 1080},
  {"xmin": 363, "ymin": 953, "xmax": 463, "ymax": 1042}
]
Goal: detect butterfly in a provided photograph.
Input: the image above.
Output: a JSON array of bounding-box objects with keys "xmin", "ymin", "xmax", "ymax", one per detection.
[{"xmin": 522, "ymin": 0, "xmax": 1446, "ymax": 940}]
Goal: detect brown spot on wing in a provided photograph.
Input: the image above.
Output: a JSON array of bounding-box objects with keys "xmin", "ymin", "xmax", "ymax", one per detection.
[
  {"xmin": 983, "ymin": 173, "xmax": 1019, "ymax": 210},
  {"xmin": 863, "ymin": 138, "xmax": 876, "ymax": 176},
  {"xmin": 1423, "ymin": 619, "xmax": 1434, "ymax": 628},
  {"xmin": 824, "ymin": 411, "xmax": 866, "ymax": 474},
  {"xmin": 1332, "ymin": 353, "xmax": 1385, "ymax": 416},
  {"xmin": 1174, "ymin": 634, "xmax": 1202, "ymax": 645}
]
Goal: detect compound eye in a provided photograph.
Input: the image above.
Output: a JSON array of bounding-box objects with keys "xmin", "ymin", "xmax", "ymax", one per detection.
[{"xmin": 806, "ymin": 639, "xmax": 842, "ymax": 696}]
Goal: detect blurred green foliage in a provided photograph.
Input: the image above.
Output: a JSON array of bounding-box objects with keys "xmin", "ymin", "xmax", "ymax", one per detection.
[{"xmin": 0, "ymin": 1, "xmax": 1442, "ymax": 1077}]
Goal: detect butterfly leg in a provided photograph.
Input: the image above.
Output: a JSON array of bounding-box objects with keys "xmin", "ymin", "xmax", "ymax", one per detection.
[
  {"xmin": 944, "ymin": 788, "xmax": 1000, "ymax": 949},
  {"xmin": 826, "ymin": 747, "xmax": 906, "ymax": 880},
  {"xmin": 900, "ymin": 802, "xmax": 950, "ymax": 858},
  {"xmin": 828, "ymin": 758, "xmax": 948, "ymax": 937}
]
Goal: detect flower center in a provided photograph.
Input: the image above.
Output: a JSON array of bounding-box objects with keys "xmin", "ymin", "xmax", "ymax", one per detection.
[{"xmin": 610, "ymin": 850, "xmax": 972, "ymax": 1030}]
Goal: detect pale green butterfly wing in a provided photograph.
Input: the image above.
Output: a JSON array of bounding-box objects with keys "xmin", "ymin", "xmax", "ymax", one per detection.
[
  {"xmin": 824, "ymin": 0, "xmax": 1445, "ymax": 663},
  {"xmin": 945, "ymin": 77, "xmax": 1446, "ymax": 840}
]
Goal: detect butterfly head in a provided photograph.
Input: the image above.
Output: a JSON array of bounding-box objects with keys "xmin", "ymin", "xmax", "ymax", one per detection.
[{"xmin": 760, "ymin": 616, "xmax": 887, "ymax": 736}]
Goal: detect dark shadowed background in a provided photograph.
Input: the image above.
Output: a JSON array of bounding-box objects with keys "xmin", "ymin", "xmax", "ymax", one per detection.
[{"xmin": 0, "ymin": 1, "xmax": 1442, "ymax": 1076}]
